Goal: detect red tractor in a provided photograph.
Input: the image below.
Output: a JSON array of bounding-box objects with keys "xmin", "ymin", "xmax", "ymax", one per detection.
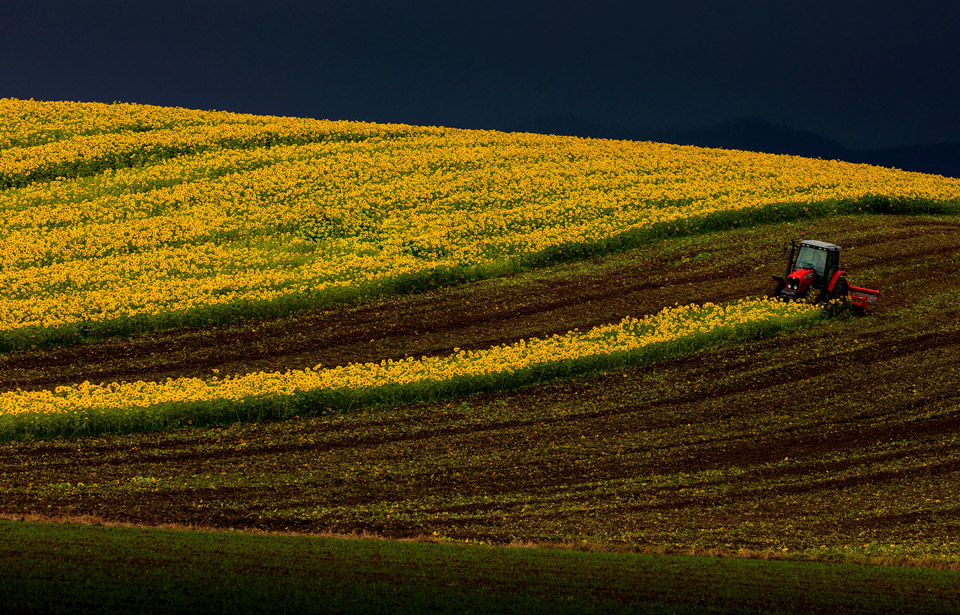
[{"xmin": 771, "ymin": 238, "xmax": 879, "ymax": 312}]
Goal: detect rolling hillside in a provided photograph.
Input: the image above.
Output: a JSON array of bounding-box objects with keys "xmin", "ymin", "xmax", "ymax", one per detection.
[{"xmin": 1, "ymin": 99, "xmax": 959, "ymax": 610}]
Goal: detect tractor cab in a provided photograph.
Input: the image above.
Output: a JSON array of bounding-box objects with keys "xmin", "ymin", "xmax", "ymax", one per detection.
[
  {"xmin": 772, "ymin": 239, "xmax": 844, "ymax": 301},
  {"xmin": 791, "ymin": 240, "xmax": 840, "ymax": 284}
]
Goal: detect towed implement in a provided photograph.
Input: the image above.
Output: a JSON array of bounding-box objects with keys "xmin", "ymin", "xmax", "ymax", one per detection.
[{"xmin": 770, "ymin": 238, "xmax": 879, "ymax": 312}]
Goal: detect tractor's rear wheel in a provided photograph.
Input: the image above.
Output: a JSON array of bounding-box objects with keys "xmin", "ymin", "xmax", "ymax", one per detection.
[
  {"xmin": 816, "ymin": 277, "xmax": 849, "ymax": 305},
  {"xmin": 833, "ymin": 277, "xmax": 849, "ymax": 301}
]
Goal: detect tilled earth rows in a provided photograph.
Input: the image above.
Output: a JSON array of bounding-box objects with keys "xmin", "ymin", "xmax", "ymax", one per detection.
[{"xmin": 2, "ymin": 214, "xmax": 959, "ymax": 557}]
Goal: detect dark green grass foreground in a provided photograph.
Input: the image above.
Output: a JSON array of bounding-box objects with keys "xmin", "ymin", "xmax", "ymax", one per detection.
[{"xmin": 2, "ymin": 520, "xmax": 958, "ymax": 615}]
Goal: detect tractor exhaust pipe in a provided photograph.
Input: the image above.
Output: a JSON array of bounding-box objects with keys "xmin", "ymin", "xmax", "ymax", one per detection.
[
  {"xmin": 770, "ymin": 238, "xmax": 800, "ymax": 299},
  {"xmin": 783, "ymin": 240, "xmax": 797, "ymax": 280}
]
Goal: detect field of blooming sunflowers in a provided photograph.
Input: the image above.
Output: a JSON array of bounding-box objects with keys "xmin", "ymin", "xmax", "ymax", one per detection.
[
  {"xmin": 2, "ymin": 98, "xmax": 958, "ymax": 353},
  {"xmin": 1, "ymin": 99, "xmax": 959, "ymax": 607}
]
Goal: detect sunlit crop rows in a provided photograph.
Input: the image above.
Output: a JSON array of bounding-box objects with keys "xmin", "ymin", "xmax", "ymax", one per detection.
[
  {"xmin": 0, "ymin": 99, "xmax": 420, "ymax": 189},
  {"xmin": 0, "ymin": 298, "xmax": 821, "ymax": 438},
  {"xmin": 1, "ymin": 98, "xmax": 958, "ymax": 347},
  {"xmin": 1, "ymin": 98, "xmax": 229, "ymax": 150},
  {"xmin": 0, "ymin": 98, "xmax": 418, "ymax": 155}
]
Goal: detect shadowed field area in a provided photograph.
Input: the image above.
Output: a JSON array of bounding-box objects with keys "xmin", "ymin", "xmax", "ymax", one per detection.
[
  {"xmin": 1, "ymin": 214, "xmax": 958, "ymax": 565},
  {"xmin": 2, "ymin": 520, "xmax": 959, "ymax": 615}
]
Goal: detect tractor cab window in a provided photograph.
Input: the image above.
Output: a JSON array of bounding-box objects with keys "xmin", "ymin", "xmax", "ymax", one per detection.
[{"xmin": 794, "ymin": 246, "xmax": 827, "ymax": 276}]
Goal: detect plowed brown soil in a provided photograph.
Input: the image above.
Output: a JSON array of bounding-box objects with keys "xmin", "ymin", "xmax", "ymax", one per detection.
[{"xmin": 2, "ymin": 214, "xmax": 959, "ymax": 558}]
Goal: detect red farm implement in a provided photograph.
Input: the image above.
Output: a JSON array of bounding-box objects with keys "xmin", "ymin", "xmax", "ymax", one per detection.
[{"xmin": 770, "ymin": 237, "xmax": 879, "ymax": 313}]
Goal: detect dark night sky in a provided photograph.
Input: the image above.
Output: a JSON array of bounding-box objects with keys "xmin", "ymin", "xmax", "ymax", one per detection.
[{"xmin": 2, "ymin": 0, "xmax": 958, "ymax": 150}]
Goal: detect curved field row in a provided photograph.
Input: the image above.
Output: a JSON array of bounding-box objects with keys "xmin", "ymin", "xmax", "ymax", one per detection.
[
  {"xmin": 0, "ymin": 298, "xmax": 822, "ymax": 440},
  {"xmin": 0, "ymin": 99, "xmax": 414, "ymax": 187},
  {"xmin": 0, "ymin": 98, "xmax": 305, "ymax": 150}
]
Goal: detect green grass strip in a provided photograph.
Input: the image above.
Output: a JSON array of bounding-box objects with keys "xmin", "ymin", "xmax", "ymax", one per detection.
[{"xmin": 1, "ymin": 520, "xmax": 958, "ymax": 615}]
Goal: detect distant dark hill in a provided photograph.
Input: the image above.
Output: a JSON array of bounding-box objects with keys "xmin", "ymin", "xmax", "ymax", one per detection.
[
  {"xmin": 509, "ymin": 115, "xmax": 960, "ymax": 179},
  {"xmin": 649, "ymin": 117, "xmax": 848, "ymax": 160},
  {"xmin": 845, "ymin": 143, "xmax": 960, "ymax": 180}
]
